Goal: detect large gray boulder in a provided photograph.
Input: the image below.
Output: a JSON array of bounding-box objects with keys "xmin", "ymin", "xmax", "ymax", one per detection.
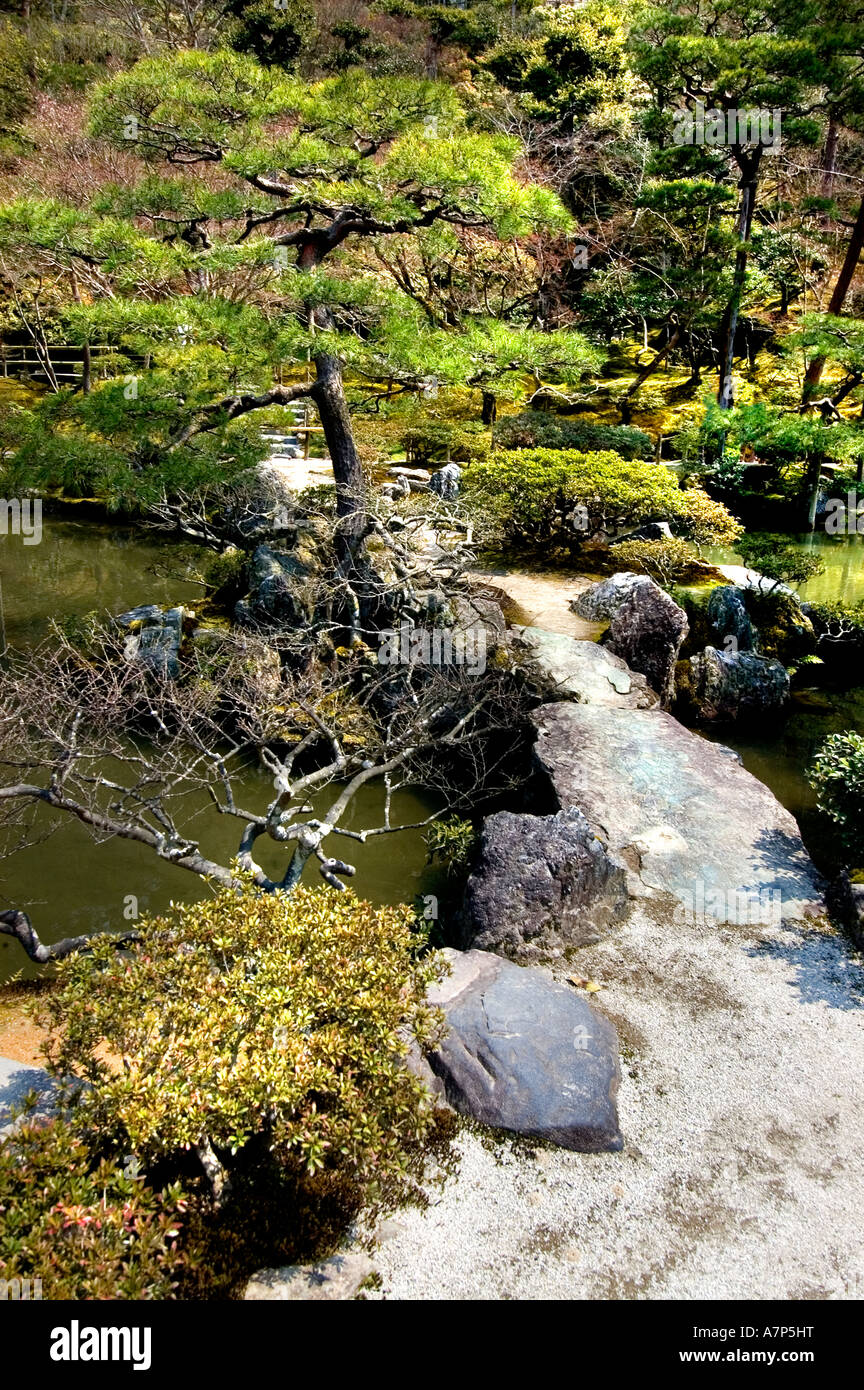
[
  {"xmin": 513, "ymin": 626, "xmax": 658, "ymax": 709},
  {"xmin": 532, "ymin": 701, "xmax": 824, "ymax": 926},
  {"xmin": 570, "ymin": 571, "xmax": 648, "ymax": 622},
  {"xmin": 235, "ymin": 543, "xmax": 313, "ymax": 628},
  {"xmin": 429, "ymin": 462, "xmax": 462, "ymax": 500},
  {"xmin": 684, "ymin": 647, "xmax": 790, "ymax": 724},
  {"xmin": 427, "ymin": 949, "xmax": 622, "ymax": 1152},
  {"xmin": 459, "ymin": 807, "xmax": 629, "ymax": 958},
  {"xmin": 603, "ymin": 580, "xmax": 689, "ymax": 709}
]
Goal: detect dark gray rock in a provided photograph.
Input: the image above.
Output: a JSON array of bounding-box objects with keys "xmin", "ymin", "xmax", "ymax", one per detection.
[
  {"xmin": 612, "ymin": 520, "xmax": 674, "ymax": 544},
  {"xmin": 115, "ymin": 604, "xmax": 164, "ymax": 628},
  {"xmin": 427, "ymin": 949, "xmax": 622, "ymax": 1152},
  {"xmin": 685, "ymin": 647, "xmax": 790, "ymax": 724},
  {"xmin": 429, "ymin": 462, "xmax": 462, "ymax": 500},
  {"xmin": 459, "ymin": 807, "xmax": 629, "ymax": 958},
  {"xmin": 513, "ymin": 626, "xmax": 658, "ymax": 708},
  {"xmin": 118, "ymin": 606, "xmax": 185, "ymax": 679},
  {"xmin": 531, "ymin": 701, "xmax": 825, "ymax": 925},
  {"xmin": 570, "ymin": 572, "xmax": 648, "ymax": 622},
  {"xmin": 603, "ymin": 579, "xmax": 689, "ymax": 709},
  {"xmin": 707, "ymin": 585, "xmax": 756, "ymax": 653},
  {"xmin": 236, "ymin": 543, "xmax": 313, "ymax": 629}
]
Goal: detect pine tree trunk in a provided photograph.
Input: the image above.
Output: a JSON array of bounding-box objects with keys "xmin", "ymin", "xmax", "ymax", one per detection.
[
  {"xmin": 717, "ymin": 152, "xmax": 762, "ymax": 410},
  {"xmin": 802, "ymin": 196, "xmax": 864, "ymax": 402},
  {"xmin": 311, "ymin": 351, "xmax": 366, "ymax": 563}
]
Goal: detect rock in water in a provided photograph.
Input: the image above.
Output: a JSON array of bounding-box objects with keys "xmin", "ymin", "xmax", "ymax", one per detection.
[
  {"xmin": 459, "ymin": 807, "xmax": 629, "ymax": 958},
  {"xmin": 514, "ymin": 626, "xmax": 658, "ymax": 708},
  {"xmin": 603, "ymin": 581, "xmax": 689, "ymax": 709},
  {"xmin": 684, "ymin": 647, "xmax": 790, "ymax": 724},
  {"xmin": 116, "ymin": 606, "xmax": 185, "ymax": 679},
  {"xmin": 532, "ymin": 702, "xmax": 824, "ymax": 926},
  {"xmin": 428, "ymin": 949, "xmax": 622, "ymax": 1152}
]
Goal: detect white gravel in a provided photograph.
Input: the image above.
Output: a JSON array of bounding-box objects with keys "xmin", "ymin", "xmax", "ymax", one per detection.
[{"xmin": 370, "ymin": 906, "xmax": 864, "ymax": 1300}]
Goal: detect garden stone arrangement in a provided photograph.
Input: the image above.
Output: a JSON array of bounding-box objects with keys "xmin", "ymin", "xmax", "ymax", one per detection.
[{"xmin": 1, "ymin": 0, "xmax": 864, "ymax": 1319}]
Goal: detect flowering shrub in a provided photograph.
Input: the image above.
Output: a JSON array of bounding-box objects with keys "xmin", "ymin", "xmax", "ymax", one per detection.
[
  {"xmin": 0, "ymin": 1115, "xmax": 188, "ymax": 1300},
  {"xmin": 40, "ymin": 883, "xmax": 445, "ymax": 1201}
]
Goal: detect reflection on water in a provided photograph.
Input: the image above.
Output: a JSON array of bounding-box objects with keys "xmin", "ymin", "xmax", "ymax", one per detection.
[
  {"xmin": 698, "ymin": 532, "xmax": 864, "ymax": 865},
  {"xmin": 703, "ymin": 688, "xmax": 864, "ymax": 869},
  {"xmin": 0, "ymin": 516, "xmax": 203, "ymax": 650},
  {"xmin": 705, "ymin": 531, "xmax": 864, "ymax": 605},
  {"xmin": 0, "ymin": 518, "xmax": 440, "ymax": 981}
]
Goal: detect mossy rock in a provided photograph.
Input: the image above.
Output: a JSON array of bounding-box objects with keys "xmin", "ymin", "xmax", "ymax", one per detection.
[{"xmin": 742, "ymin": 589, "xmax": 816, "ymax": 664}]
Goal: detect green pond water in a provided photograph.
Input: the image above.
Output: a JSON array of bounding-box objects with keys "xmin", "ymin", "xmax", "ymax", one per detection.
[
  {"xmin": 3, "ymin": 520, "xmax": 864, "ymax": 982},
  {"xmin": 704, "ymin": 531, "xmax": 864, "ymax": 605},
  {"xmin": 696, "ymin": 532, "xmax": 864, "ymax": 866},
  {"xmin": 0, "ymin": 518, "xmax": 440, "ymax": 982}
]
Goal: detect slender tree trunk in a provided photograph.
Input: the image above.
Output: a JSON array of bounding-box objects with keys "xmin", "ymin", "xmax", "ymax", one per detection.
[
  {"xmin": 627, "ymin": 324, "xmax": 681, "ymax": 398},
  {"xmin": 718, "ymin": 151, "xmax": 762, "ymax": 410},
  {"xmin": 311, "ymin": 351, "xmax": 366, "ymax": 563},
  {"xmin": 481, "ymin": 390, "xmax": 497, "ymax": 425},
  {"xmin": 802, "ymin": 196, "xmax": 864, "ymax": 401},
  {"xmin": 298, "ymin": 239, "xmax": 367, "ymax": 569}
]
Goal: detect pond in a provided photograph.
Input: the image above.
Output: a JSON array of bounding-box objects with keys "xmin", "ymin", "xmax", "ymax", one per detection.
[
  {"xmin": 704, "ymin": 530, "xmax": 864, "ymax": 605},
  {"xmin": 0, "ymin": 517, "xmax": 441, "ymax": 982},
  {"xmin": 699, "ymin": 532, "xmax": 864, "ymax": 868}
]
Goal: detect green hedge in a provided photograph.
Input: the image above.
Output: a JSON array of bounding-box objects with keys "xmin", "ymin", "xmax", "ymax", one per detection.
[{"xmin": 493, "ymin": 412, "xmax": 653, "ymax": 459}]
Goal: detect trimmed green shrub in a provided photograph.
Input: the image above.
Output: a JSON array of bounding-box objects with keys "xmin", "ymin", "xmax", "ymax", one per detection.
[
  {"xmin": 402, "ymin": 421, "xmax": 490, "ymax": 466},
  {"xmin": 40, "ymin": 882, "xmax": 445, "ymax": 1200},
  {"xmin": 611, "ymin": 537, "xmax": 701, "ymax": 586},
  {"xmin": 493, "ymin": 412, "xmax": 653, "ymax": 460},
  {"xmin": 808, "ymin": 732, "xmax": 864, "ymax": 860},
  {"xmin": 463, "ymin": 447, "xmax": 741, "ymax": 552}
]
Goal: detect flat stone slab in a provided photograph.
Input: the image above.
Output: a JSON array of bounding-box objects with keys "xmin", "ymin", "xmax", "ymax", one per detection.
[
  {"xmin": 532, "ymin": 702, "xmax": 825, "ymax": 926},
  {"xmin": 427, "ymin": 949, "xmax": 622, "ymax": 1152},
  {"xmin": 0, "ymin": 1056, "xmax": 56, "ymax": 1139},
  {"xmin": 513, "ymin": 626, "xmax": 657, "ymax": 708},
  {"xmin": 244, "ymin": 1252, "xmax": 376, "ymax": 1301}
]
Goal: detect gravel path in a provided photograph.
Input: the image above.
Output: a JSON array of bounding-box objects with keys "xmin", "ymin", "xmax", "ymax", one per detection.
[{"xmin": 372, "ymin": 906, "xmax": 864, "ymax": 1300}]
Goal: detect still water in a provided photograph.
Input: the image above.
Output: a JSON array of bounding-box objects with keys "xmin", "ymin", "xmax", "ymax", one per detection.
[
  {"xmin": 704, "ymin": 531, "xmax": 864, "ymax": 605},
  {"xmin": 701, "ymin": 531, "xmax": 864, "ymax": 866},
  {"xmin": 0, "ymin": 518, "xmax": 440, "ymax": 981}
]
